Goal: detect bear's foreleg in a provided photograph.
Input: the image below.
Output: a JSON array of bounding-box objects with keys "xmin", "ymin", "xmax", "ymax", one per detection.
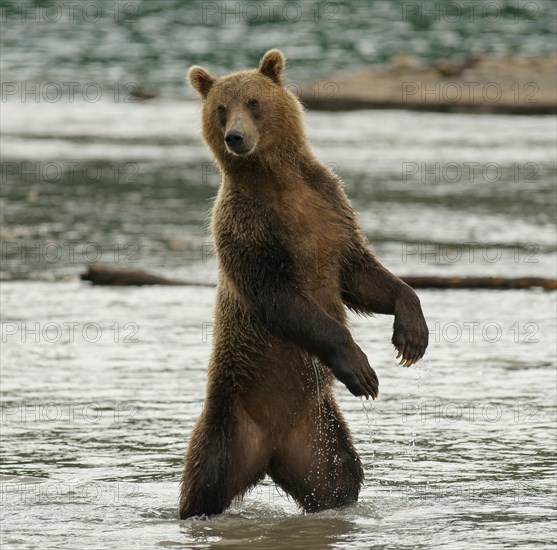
[{"xmin": 340, "ymin": 245, "xmax": 429, "ymax": 366}]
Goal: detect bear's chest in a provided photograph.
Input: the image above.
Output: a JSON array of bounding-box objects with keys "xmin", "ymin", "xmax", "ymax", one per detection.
[{"xmin": 278, "ymin": 185, "xmax": 348, "ymax": 289}]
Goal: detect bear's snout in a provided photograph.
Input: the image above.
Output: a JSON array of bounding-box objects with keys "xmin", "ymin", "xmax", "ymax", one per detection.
[{"xmin": 225, "ymin": 130, "xmax": 246, "ymax": 153}]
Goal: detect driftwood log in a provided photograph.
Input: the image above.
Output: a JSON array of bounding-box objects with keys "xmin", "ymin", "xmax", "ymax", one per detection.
[
  {"xmin": 80, "ymin": 264, "xmax": 557, "ymax": 291},
  {"xmin": 398, "ymin": 276, "xmax": 556, "ymax": 290},
  {"xmin": 80, "ymin": 264, "xmax": 212, "ymax": 287}
]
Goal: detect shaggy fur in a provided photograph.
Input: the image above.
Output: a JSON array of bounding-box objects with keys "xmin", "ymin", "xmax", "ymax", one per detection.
[{"xmin": 179, "ymin": 49, "xmax": 428, "ymax": 519}]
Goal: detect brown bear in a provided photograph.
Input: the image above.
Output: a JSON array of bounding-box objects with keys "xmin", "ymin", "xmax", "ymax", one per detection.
[{"xmin": 180, "ymin": 49, "xmax": 428, "ymax": 519}]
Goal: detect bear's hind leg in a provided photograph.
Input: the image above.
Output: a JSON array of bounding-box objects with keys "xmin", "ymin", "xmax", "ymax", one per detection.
[
  {"xmin": 268, "ymin": 395, "xmax": 363, "ymax": 513},
  {"xmin": 179, "ymin": 402, "xmax": 269, "ymax": 519}
]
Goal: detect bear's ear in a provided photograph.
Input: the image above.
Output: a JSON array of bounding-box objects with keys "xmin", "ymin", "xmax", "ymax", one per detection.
[
  {"xmin": 258, "ymin": 49, "xmax": 286, "ymax": 85},
  {"xmin": 188, "ymin": 66, "xmax": 216, "ymax": 98}
]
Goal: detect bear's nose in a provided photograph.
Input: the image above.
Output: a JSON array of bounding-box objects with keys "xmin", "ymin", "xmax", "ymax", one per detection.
[{"xmin": 225, "ymin": 130, "xmax": 244, "ymax": 148}]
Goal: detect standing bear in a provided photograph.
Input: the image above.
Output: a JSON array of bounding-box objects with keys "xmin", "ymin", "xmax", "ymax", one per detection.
[{"xmin": 180, "ymin": 49, "xmax": 428, "ymax": 519}]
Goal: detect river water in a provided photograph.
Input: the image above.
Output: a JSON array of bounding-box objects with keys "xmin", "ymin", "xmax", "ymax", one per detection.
[
  {"xmin": 2, "ymin": 94, "xmax": 556, "ymax": 549},
  {"xmin": 1, "ymin": 1, "xmax": 557, "ymax": 548}
]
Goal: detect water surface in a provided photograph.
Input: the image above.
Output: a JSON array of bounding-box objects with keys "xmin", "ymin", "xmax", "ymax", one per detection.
[{"xmin": 1, "ymin": 2, "xmax": 557, "ymax": 545}]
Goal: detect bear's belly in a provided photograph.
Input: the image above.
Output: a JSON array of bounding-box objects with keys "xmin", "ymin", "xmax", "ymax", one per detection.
[{"xmin": 237, "ymin": 351, "xmax": 333, "ymax": 436}]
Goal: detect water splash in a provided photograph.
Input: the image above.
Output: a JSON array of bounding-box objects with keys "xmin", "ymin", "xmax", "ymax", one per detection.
[{"xmin": 407, "ymin": 357, "xmax": 432, "ymax": 458}]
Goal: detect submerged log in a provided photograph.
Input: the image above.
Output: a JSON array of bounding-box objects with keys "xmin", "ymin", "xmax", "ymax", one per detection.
[
  {"xmin": 80, "ymin": 263, "xmax": 212, "ymax": 287},
  {"xmin": 80, "ymin": 264, "xmax": 556, "ymax": 291},
  {"xmin": 401, "ymin": 276, "xmax": 557, "ymax": 291}
]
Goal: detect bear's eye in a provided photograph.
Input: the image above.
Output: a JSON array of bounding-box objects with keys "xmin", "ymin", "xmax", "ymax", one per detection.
[
  {"xmin": 216, "ymin": 105, "xmax": 226, "ymax": 126},
  {"xmin": 247, "ymin": 99, "xmax": 260, "ymax": 110}
]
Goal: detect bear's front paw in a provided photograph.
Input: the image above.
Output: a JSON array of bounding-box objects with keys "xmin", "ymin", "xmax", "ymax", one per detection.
[
  {"xmin": 329, "ymin": 344, "xmax": 379, "ymax": 399},
  {"xmin": 392, "ymin": 314, "xmax": 429, "ymax": 367}
]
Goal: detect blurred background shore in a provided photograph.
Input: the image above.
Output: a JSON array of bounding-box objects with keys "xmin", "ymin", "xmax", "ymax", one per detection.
[{"xmin": 301, "ymin": 53, "xmax": 557, "ymax": 114}]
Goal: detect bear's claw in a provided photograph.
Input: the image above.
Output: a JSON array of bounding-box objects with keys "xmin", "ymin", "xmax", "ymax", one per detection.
[
  {"xmin": 330, "ymin": 343, "xmax": 379, "ymax": 399},
  {"xmin": 392, "ymin": 319, "xmax": 428, "ymax": 367}
]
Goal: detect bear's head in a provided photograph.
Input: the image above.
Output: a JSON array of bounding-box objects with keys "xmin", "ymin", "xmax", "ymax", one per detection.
[{"xmin": 188, "ymin": 50, "xmax": 306, "ymax": 166}]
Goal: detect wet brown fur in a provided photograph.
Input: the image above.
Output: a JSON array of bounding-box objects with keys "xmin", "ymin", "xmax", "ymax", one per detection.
[{"xmin": 180, "ymin": 50, "xmax": 428, "ymax": 519}]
